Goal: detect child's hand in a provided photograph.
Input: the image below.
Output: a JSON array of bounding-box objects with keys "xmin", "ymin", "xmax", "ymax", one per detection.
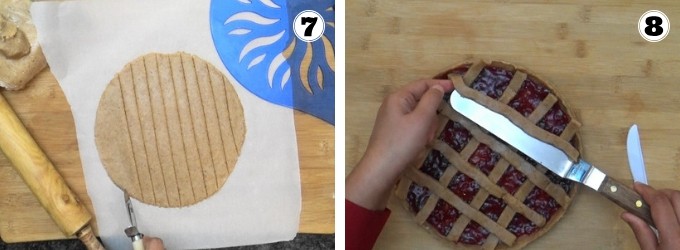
[
  {"xmin": 346, "ymin": 79, "xmax": 453, "ymax": 210},
  {"xmin": 622, "ymin": 183, "xmax": 680, "ymax": 250}
]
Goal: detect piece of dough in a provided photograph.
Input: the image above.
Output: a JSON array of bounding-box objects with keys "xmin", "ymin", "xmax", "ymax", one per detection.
[
  {"xmin": 95, "ymin": 52, "xmax": 246, "ymax": 207},
  {"xmin": 0, "ymin": 0, "xmax": 47, "ymax": 90}
]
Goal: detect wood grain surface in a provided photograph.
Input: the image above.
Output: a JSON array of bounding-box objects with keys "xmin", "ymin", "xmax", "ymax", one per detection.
[
  {"xmin": 0, "ymin": 68, "xmax": 334, "ymax": 243},
  {"xmin": 346, "ymin": 0, "xmax": 680, "ymax": 249},
  {"xmin": 0, "ymin": 89, "xmax": 92, "ymax": 237},
  {"xmin": 0, "ymin": 70, "xmax": 96, "ymax": 242}
]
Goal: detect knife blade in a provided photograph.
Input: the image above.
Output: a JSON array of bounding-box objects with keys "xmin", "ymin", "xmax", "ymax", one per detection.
[
  {"xmin": 124, "ymin": 192, "xmax": 145, "ymax": 250},
  {"xmin": 627, "ymin": 124, "xmax": 648, "ymax": 184},
  {"xmin": 449, "ymin": 90, "xmax": 655, "ymax": 226}
]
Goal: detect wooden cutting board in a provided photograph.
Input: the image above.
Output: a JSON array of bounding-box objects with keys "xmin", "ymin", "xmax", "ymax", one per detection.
[
  {"xmin": 347, "ymin": 0, "xmax": 680, "ymax": 249},
  {"xmin": 0, "ymin": 68, "xmax": 334, "ymax": 242}
]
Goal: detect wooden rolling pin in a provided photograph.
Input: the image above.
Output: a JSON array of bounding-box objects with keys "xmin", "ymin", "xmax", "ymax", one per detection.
[{"xmin": 0, "ymin": 92, "xmax": 104, "ymax": 249}]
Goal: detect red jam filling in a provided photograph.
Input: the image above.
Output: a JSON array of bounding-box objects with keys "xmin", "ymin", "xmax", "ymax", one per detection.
[
  {"xmin": 537, "ymin": 104, "xmax": 571, "ymax": 136},
  {"xmin": 439, "ymin": 121, "xmax": 472, "ymax": 152},
  {"xmin": 524, "ymin": 187, "xmax": 561, "ymax": 220},
  {"xmin": 480, "ymin": 195, "xmax": 507, "ymax": 221},
  {"xmin": 467, "ymin": 144, "xmax": 501, "ymax": 175},
  {"xmin": 497, "ymin": 166, "xmax": 528, "ymax": 195},
  {"xmin": 509, "ymin": 77, "xmax": 550, "ymax": 117},
  {"xmin": 458, "ymin": 221, "xmax": 490, "ymax": 245},
  {"xmin": 507, "ymin": 214, "xmax": 538, "ymax": 237},
  {"xmin": 426, "ymin": 199, "xmax": 461, "ymax": 236},
  {"xmin": 470, "ymin": 66, "xmax": 513, "ymax": 100},
  {"xmin": 419, "ymin": 150, "xmax": 450, "ymax": 180},
  {"xmin": 407, "ymin": 183, "xmax": 431, "ymax": 213},
  {"xmin": 447, "ymin": 172, "xmax": 480, "ymax": 203}
]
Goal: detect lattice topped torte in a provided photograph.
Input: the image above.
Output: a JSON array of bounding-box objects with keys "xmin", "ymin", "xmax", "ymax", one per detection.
[{"xmin": 395, "ymin": 60, "xmax": 581, "ymax": 249}]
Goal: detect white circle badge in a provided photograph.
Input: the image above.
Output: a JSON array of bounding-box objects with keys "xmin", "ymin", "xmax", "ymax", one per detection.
[
  {"xmin": 293, "ymin": 10, "xmax": 325, "ymax": 43},
  {"xmin": 638, "ymin": 10, "xmax": 670, "ymax": 42}
]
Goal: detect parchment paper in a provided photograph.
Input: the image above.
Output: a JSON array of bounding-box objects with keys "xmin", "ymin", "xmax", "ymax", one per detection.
[{"xmin": 31, "ymin": 0, "xmax": 301, "ymax": 249}]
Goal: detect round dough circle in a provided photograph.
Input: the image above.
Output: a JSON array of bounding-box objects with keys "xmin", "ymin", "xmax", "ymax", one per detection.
[{"xmin": 95, "ymin": 52, "xmax": 245, "ymax": 207}]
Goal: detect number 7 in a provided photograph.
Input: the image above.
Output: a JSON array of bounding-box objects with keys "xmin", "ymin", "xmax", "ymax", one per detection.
[{"xmin": 301, "ymin": 17, "xmax": 318, "ymax": 36}]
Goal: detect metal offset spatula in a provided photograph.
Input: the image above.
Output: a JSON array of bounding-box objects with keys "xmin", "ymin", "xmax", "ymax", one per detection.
[{"xmin": 449, "ymin": 90, "xmax": 655, "ymax": 227}]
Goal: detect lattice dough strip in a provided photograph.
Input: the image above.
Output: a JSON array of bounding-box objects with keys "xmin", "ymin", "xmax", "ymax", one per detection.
[
  {"xmin": 439, "ymin": 163, "xmax": 459, "ymax": 187},
  {"xmin": 470, "ymin": 189, "xmax": 491, "ymax": 213},
  {"xmin": 415, "ymin": 193, "xmax": 440, "ymax": 224},
  {"xmin": 488, "ymin": 158, "xmax": 510, "ymax": 185},
  {"xmin": 462, "ymin": 60, "xmax": 486, "ymax": 85},
  {"xmin": 498, "ymin": 71, "xmax": 528, "ymax": 104},
  {"xmin": 448, "ymin": 215, "xmax": 470, "ymax": 241},
  {"xmin": 483, "ymin": 235, "xmax": 501, "ymax": 250},
  {"xmin": 560, "ymin": 121, "xmax": 580, "ymax": 141},
  {"xmin": 496, "ymin": 207, "xmax": 517, "ymax": 230},
  {"xmin": 527, "ymin": 94, "xmax": 558, "ymax": 123},
  {"xmin": 395, "ymin": 177, "xmax": 413, "ymax": 202}
]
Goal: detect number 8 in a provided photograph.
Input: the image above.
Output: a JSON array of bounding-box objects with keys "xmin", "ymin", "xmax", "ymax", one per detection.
[{"xmin": 645, "ymin": 16, "xmax": 664, "ymax": 36}]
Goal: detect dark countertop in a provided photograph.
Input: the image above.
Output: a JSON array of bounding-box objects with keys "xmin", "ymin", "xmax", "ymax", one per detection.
[{"xmin": 0, "ymin": 233, "xmax": 334, "ymax": 250}]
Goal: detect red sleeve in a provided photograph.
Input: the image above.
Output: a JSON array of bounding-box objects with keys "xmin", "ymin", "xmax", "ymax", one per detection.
[{"xmin": 345, "ymin": 199, "xmax": 391, "ymax": 250}]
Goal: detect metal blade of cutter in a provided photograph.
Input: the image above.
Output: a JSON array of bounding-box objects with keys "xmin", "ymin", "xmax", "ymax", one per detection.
[{"xmin": 124, "ymin": 192, "xmax": 141, "ymax": 238}]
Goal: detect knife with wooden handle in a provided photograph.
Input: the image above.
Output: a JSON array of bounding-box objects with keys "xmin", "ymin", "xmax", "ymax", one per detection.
[
  {"xmin": 0, "ymin": 93, "xmax": 104, "ymax": 249},
  {"xmin": 449, "ymin": 90, "xmax": 655, "ymax": 227}
]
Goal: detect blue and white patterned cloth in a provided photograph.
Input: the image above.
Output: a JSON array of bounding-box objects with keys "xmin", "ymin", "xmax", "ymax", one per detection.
[{"xmin": 211, "ymin": 0, "xmax": 335, "ymax": 124}]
